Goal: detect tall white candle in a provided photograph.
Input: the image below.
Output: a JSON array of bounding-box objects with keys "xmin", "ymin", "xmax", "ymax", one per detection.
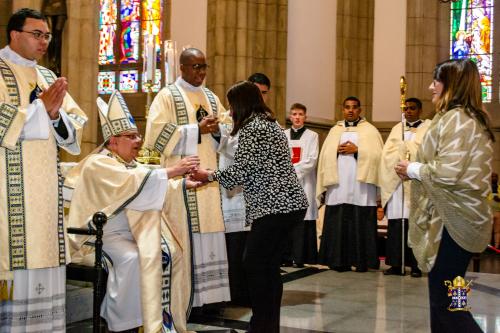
[
  {"xmin": 165, "ymin": 40, "xmax": 176, "ymax": 84},
  {"xmin": 146, "ymin": 34, "xmax": 155, "ymax": 82}
]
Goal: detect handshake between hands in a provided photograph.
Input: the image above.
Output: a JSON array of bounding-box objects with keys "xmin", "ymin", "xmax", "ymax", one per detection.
[{"xmin": 167, "ymin": 155, "xmax": 214, "ymax": 189}]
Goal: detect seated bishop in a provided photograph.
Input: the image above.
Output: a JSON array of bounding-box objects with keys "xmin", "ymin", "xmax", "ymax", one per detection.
[{"xmin": 64, "ymin": 90, "xmax": 200, "ymax": 333}]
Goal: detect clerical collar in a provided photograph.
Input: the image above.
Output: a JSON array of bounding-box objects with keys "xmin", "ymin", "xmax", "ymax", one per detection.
[
  {"xmin": 290, "ymin": 126, "xmax": 306, "ymax": 140},
  {"xmin": 0, "ymin": 46, "xmax": 37, "ymax": 68},
  {"xmin": 344, "ymin": 118, "xmax": 361, "ymax": 127},
  {"xmin": 176, "ymin": 76, "xmax": 203, "ymax": 92},
  {"xmin": 406, "ymin": 119, "xmax": 422, "ymax": 128}
]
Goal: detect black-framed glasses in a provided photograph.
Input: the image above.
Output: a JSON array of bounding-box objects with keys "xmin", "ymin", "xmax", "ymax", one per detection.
[
  {"xmin": 403, "ymin": 106, "xmax": 418, "ymax": 111},
  {"xmin": 183, "ymin": 63, "xmax": 209, "ymax": 71},
  {"xmin": 116, "ymin": 133, "xmax": 142, "ymax": 140},
  {"xmin": 17, "ymin": 30, "xmax": 52, "ymax": 42}
]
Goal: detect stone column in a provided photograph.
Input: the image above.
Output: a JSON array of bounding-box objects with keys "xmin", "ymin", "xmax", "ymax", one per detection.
[
  {"xmin": 60, "ymin": 0, "xmax": 99, "ymax": 160},
  {"xmin": 206, "ymin": 0, "xmax": 288, "ymax": 123},
  {"xmin": 0, "ymin": 0, "xmax": 13, "ymax": 47},
  {"xmin": 335, "ymin": 0, "xmax": 375, "ymax": 121},
  {"xmin": 11, "ymin": 0, "xmax": 42, "ymax": 11},
  {"xmin": 405, "ymin": 0, "xmax": 448, "ymax": 120}
]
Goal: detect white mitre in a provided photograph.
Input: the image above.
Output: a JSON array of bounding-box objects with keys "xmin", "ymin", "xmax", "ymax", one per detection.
[{"xmin": 97, "ymin": 90, "xmax": 138, "ymax": 141}]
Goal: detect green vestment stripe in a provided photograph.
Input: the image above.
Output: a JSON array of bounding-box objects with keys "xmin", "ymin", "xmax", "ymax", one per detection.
[
  {"xmin": 165, "ymin": 84, "xmax": 200, "ymax": 233},
  {"xmin": 0, "ymin": 57, "xmax": 27, "ymax": 270},
  {"xmin": 203, "ymin": 87, "xmax": 218, "ymax": 117},
  {"xmin": 37, "ymin": 65, "xmax": 66, "ymax": 264},
  {"xmin": 0, "ymin": 58, "xmax": 20, "ymax": 146},
  {"xmin": 167, "ymin": 84, "xmax": 189, "ymax": 126},
  {"xmin": 154, "ymin": 123, "xmax": 176, "ymax": 154},
  {"xmin": 0, "ymin": 104, "xmax": 18, "ymax": 146},
  {"xmin": 0, "ymin": 58, "xmax": 20, "ymax": 107},
  {"xmin": 6, "ymin": 144, "xmax": 27, "ymax": 269},
  {"xmin": 56, "ymin": 149, "xmax": 65, "ymax": 264},
  {"xmin": 36, "ymin": 65, "xmax": 55, "ymax": 85}
]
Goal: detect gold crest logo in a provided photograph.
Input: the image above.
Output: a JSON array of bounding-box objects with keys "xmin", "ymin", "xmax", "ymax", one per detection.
[{"xmin": 444, "ymin": 276, "xmax": 472, "ymax": 312}]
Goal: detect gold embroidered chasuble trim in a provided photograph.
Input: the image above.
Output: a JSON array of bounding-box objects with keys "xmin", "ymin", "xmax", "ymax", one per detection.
[{"xmin": 0, "ymin": 58, "xmax": 87, "ymax": 277}]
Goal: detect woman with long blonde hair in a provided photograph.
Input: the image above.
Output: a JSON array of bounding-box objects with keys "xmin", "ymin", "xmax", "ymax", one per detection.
[{"xmin": 396, "ymin": 58, "xmax": 494, "ymax": 332}]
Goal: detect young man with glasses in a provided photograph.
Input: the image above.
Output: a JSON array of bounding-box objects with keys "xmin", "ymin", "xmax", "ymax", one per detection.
[
  {"xmin": 379, "ymin": 97, "xmax": 430, "ymax": 278},
  {"xmin": 0, "ymin": 8, "xmax": 87, "ymax": 332},
  {"xmin": 317, "ymin": 96, "xmax": 383, "ymax": 273},
  {"xmin": 144, "ymin": 48, "xmax": 231, "ymax": 313}
]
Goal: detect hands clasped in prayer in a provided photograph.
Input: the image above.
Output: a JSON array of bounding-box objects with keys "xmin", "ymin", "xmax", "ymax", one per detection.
[{"xmin": 39, "ymin": 77, "xmax": 67, "ymax": 120}]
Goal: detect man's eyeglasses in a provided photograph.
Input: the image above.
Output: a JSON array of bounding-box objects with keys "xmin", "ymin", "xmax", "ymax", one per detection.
[
  {"xmin": 183, "ymin": 63, "xmax": 209, "ymax": 71},
  {"xmin": 116, "ymin": 133, "xmax": 142, "ymax": 140},
  {"xmin": 17, "ymin": 30, "xmax": 52, "ymax": 42},
  {"xmin": 403, "ymin": 106, "xmax": 419, "ymax": 111}
]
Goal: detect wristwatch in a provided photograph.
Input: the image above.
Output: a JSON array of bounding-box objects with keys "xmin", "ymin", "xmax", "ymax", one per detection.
[{"xmin": 207, "ymin": 171, "xmax": 214, "ymax": 182}]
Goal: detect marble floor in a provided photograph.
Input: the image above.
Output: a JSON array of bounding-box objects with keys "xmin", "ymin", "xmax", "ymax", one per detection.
[
  {"xmin": 68, "ymin": 254, "xmax": 500, "ymax": 333},
  {"xmin": 188, "ymin": 261, "xmax": 500, "ymax": 333}
]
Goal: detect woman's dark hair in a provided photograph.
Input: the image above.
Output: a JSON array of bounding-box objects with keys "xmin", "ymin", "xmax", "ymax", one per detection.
[
  {"xmin": 7, "ymin": 8, "xmax": 47, "ymax": 44},
  {"xmin": 227, "ymin": 81, "xmax": 276, "ymax": 135},
  {"xmin": 433, "ymin": 58, "xmax": 494, "ymax": 141}
]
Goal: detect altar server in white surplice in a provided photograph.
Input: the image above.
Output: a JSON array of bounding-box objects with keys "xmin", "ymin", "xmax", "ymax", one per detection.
[
  {"xmin": 284, "ymin": 103, "xmax": 319, "ymax": 267},
  {"xmin": 66, "ymin": 90, "xmax": 200, "ymax": 333},
  {"xmin": 0, "ymin": 8, "xmax": 87, "ymax": 333},
  {"xmin": 317, "ymin": 96, "xmax": 383, "ymax": 273},
  {"xmin": 379, "ymin": 97, "xmax": 430, "ymax": 278},
  {"xmin": 144, "ymin": 48, "xmax": 230, "ymax": 307}
]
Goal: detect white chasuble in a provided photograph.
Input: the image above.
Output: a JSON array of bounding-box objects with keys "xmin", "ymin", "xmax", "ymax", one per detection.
[{"xmin": 144, "ymin": 78, "xmax": 230, "ymax": 306}]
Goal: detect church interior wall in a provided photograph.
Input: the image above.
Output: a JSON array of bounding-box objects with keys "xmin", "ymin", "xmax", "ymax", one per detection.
[
  {"xmin": 205, "ymin": 0, "xmax": 289, "ymax": 124},
  {"xmin": 372, "ymin": 0, "xmax": 406, "ymax": 123},
  {"xmin": 171, "ymin": 0, "xmax": 207, "ymax": 54},
  {"xmin": 1, "ymin": 0, "xmax": 499, "ymax": 171},
  {"xmin": 285, "ymin": 0, "xmax": 336, "ymax": 125}
]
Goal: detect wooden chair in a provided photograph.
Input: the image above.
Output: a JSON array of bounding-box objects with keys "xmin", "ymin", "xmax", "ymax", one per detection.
[{"xmin": 67, "ymin": 212, "xmax": 107, "ymax": 333}]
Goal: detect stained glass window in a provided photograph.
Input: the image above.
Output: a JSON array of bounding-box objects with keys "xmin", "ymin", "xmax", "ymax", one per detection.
[
  {"xmin": 120, "ymin": 0, "xmax": 140, "ymax": 64},
  {"xmin": 119, "ymin": 70, "xmax": 139, "ymax": 93},
  {"xmin": 142, "ymin": 0, "xmax": 163, "ymax": 61},
  {"xmin": 97, "ymin": 71, "xmax": 116, "ymax": 94},
  {"xmin": 98, "ymin": 0, "xmax": 117, "ymax": 65},
  {"xmin": 98, "ymin": 0, "xmax": 164, "ymax": 94},
  {"xmin": 450, "ymin": 0, "xmax": 494, "ymax": 102}
]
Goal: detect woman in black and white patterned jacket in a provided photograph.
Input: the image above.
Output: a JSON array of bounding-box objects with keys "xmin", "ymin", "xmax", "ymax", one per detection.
[{"xmin": 193, "ymin": 81, "xmax": 308, "ymax": 333}]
